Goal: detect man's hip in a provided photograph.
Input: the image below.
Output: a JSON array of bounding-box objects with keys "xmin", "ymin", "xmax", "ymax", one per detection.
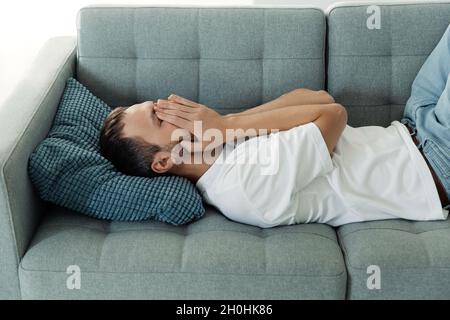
[{"xmin": 404, "ymin": 122, "xmax": 450, "ymax": 209}]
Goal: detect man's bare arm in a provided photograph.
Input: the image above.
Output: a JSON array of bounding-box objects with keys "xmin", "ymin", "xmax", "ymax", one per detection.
[
  {"xmin": 224, "ymin": 88, "xmax": 336, "ymax": 117},
  {"xmin": 225, "ymin": 103, "xmax": 347, "ymax": 155}
]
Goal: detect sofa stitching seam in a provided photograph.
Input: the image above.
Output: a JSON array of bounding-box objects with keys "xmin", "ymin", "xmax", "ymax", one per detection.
[
  {"xmin": 77, "ymin": 56, "xmax": 323, "ymax": 60},
  {"xmin": 18, "ymin": 263, "xmax": 347, "ymax": 278},
  {"xmin": 35, "ymin": 223, "xmax": 340, "ymax": 242},
  {"xmin": 339, "ymin": 226, "xmax": 450, "ymax": 238}
]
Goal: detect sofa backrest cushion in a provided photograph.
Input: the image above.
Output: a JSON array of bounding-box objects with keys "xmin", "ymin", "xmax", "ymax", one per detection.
[
  {"xmin": 327, "ymin": 2, "xmax": 450, "ymax": 127},
  {"xmin": 76, "ymin": 6, "xmax": 326, "ymax": 113}
]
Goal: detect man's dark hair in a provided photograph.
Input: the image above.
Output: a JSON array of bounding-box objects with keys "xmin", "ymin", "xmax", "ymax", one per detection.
[{"xmin": 100, "ymin": 107, "xmax": 161, "ymax": 177}]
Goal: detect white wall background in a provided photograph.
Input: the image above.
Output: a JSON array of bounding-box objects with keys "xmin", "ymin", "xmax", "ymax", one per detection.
[{"xmin": 0, "ymin": 0, "xmax": 405, "ymax": 106}]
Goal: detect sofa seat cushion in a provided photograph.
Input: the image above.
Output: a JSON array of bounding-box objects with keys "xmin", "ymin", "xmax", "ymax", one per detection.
[
  {"xmin": 338, "ymin": 219, "xmax": 450, "ymax": 299},
  {"xmin": 20, "ymin": 205, "xmax": 346, "ymax": 299}
]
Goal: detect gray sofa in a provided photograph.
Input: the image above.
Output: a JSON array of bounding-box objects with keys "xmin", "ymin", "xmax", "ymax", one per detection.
[{"xmin": 1, "ymin": 2, "xmax": 450, "ymax": 300}]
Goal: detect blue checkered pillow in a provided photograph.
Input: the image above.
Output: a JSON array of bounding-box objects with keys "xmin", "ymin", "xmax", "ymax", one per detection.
[{"xmin": 28, "ymin": 78, "xmax": 205, "ymax": 225}]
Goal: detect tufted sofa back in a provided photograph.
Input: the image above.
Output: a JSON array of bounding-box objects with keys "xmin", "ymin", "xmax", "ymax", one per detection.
[
  {"xmin": 327, "ymin": 2, "xmax": 450, "ymax": 126},
  {"xmin": 77, "ymin": 4, "xmax": 450, "ymax": 127},
  {"xmin": 76, "ymin": 6, "xmax": 326, "ymax": 114}
]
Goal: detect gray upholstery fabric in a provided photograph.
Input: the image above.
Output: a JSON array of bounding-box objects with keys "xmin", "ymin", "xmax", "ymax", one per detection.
[
  {"xmin": 19, "ymin": 206, "xmax": 346, "ymax": 299},
  {"xmin": 327, "ymin": 2, "xmax": 450, "ymax": 127},
  {"xmin": 328, "ymin": 2, "xmax": 450, "ymax": 299},
  {"xmin": 338, "ymin": 219, "xmax": 450, "ymax": 299},
  {"xmin": 77, "ymin": 6, "xmax": 326, "ymax": 111},
  {"xmin": 0, "ymin": 37, "xmax": 76, "ymax": 299}
]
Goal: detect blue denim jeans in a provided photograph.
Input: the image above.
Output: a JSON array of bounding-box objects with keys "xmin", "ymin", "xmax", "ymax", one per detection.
[{"xmin": 401, "ymin": 24, "xmax": 450, "ymax": 210}]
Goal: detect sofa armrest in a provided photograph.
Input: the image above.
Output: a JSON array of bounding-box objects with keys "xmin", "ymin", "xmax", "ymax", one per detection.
[{"xmin": 0, "ymin": 36, "xmax": 77, "ymax": 299}]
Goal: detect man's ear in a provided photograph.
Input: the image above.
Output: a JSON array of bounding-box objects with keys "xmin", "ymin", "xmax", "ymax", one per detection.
[{"xmin": 151, "ymin": 151, "xmax": 174, "ymax": 174}]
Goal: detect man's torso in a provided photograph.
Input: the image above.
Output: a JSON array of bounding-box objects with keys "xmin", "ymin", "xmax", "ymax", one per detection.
[{"xmin": 196, "ymin": 121, "xmax": 448, "ymax": 227}]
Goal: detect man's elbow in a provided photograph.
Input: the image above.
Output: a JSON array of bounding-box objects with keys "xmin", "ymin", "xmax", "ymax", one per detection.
[
  {"xmin": 330, "ymin": 103, "xmax": 348, "ymax": 128},
  {"xmin": 317, "ymin": 90, "xmax": 336, "ymax": 104},
  {"xmin": 319, "ymin": 103, "xmax": 348, "ymax": 155}
]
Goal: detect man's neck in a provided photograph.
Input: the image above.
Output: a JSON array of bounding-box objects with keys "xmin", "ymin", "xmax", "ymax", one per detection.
[
  {"xmin": 170, "ymin": 162, "xmax": 212, "ymax": 183},
  {"xmin": 169, "ymin": 145, "xmax": 226, "ymax": 183}
]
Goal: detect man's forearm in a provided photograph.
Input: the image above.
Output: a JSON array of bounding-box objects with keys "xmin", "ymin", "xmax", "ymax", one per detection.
[
  {"xmin": 225, "ymin": 89, "xmax": 335, "ymax": 117},
  {"xmin": 223, "ymin": 103, "xmax": 338, "ymax": 140}
]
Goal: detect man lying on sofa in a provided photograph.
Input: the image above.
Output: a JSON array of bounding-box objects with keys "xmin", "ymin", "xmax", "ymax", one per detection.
[{"xmin": 100, "ymin": 27, "xmax": 450, "ymax": 228}]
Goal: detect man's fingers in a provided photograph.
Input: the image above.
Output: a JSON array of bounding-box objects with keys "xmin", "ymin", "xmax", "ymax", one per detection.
[
  {"xmin": 155, "ymin": 108, "xmax": 195, "ymax": 121},
  {"xmin": 156, "ymin": 100, "xmax": 196, "ymax": 113},
  {"xmin": 168, "ymin": 94, "xmax": 201, "ymax": 108},
  {"xmin": 155, "ymin": 112, "xmax": 194, "ymax": 132}
]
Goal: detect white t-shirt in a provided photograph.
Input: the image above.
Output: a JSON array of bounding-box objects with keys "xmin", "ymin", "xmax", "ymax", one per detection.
[{"xmin": 196, "ymin": 121, "xmax": 448, "ymax": 227}]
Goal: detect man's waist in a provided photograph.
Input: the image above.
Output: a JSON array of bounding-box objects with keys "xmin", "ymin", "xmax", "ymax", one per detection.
[{"xmin": 404, "ymin": 123, "xmax": 449, "ymax": 208}]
